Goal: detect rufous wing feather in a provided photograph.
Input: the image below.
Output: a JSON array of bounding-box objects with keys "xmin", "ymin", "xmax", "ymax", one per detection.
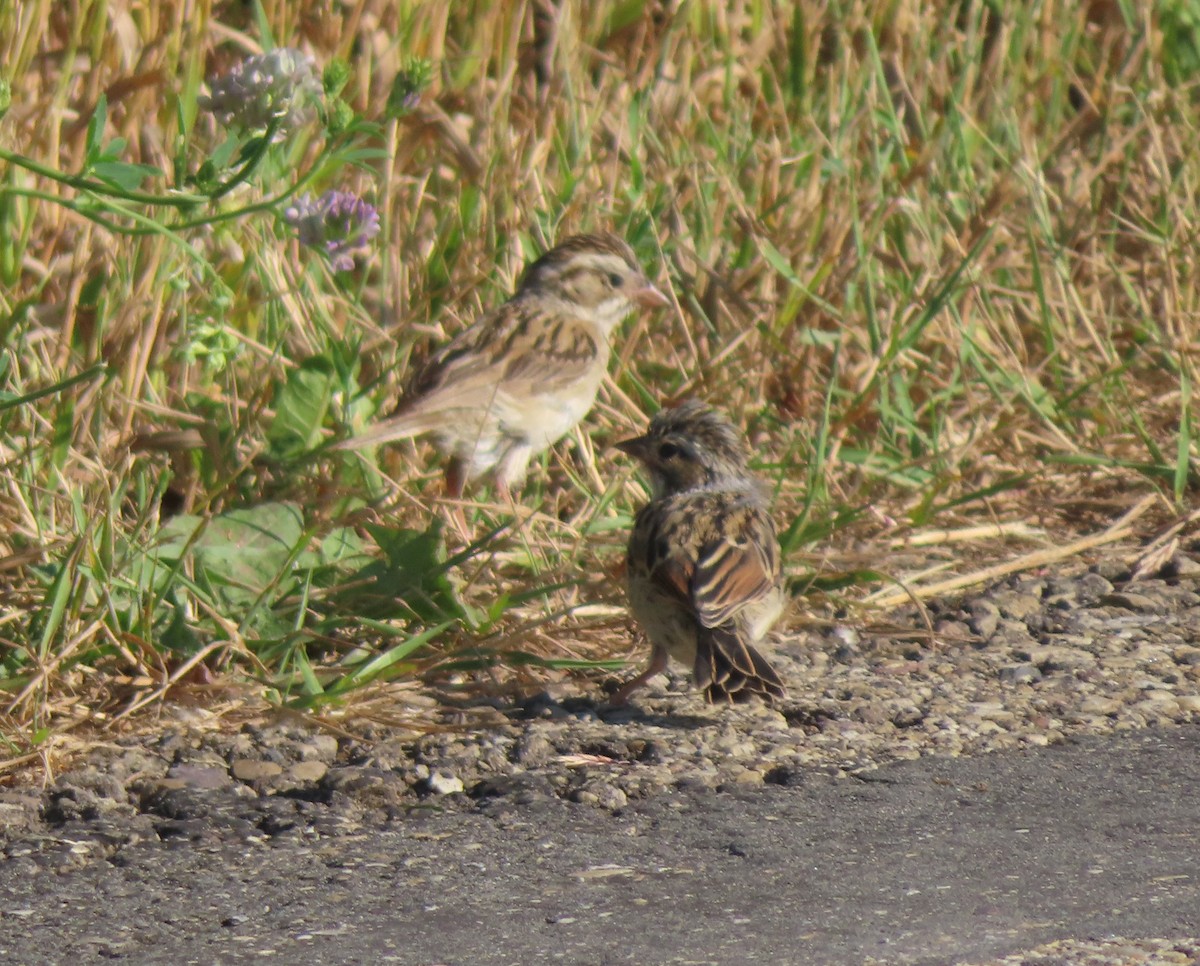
[{"xmin": 690, "ymin": 505, "xmax": 779, "ymax": 628}]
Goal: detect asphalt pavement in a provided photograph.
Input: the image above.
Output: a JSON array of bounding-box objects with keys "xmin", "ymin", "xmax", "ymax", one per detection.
[{"xmin": 1, "ymin": 725, "xmax": 1197, "ymax": 964}]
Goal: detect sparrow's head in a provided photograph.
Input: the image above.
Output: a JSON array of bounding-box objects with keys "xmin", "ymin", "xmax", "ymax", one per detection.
[
  {"xmin": 518, "ymin": 232, "xmax": 668, "ymax": 332},
  {"xmin": 616, "ymin": 400, "xmax": 754, "ymax": 497}
]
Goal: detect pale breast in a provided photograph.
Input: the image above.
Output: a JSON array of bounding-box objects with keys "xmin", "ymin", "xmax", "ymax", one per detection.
[{"xmin": 496, "ymin": 345, "xmax": 607, "ymax": 450}]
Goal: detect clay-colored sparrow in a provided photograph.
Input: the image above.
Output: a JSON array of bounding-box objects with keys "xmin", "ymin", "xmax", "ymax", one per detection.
[
  {"xmin": 335, "ymin": 233, "xmax": 668, "ymax": 502},
  {"xmin": 613, "ymin": 400, "xmax": 787, "ymax": 705}
]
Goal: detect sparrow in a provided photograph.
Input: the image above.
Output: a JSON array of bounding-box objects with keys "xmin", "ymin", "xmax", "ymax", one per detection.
[
  {"xmin": 334, "ymin": 233, "xmax": 668, "ymax": 504},
  {"xmin": 612, "ymin": 400, "xmax": 787, "ymax": 705}
]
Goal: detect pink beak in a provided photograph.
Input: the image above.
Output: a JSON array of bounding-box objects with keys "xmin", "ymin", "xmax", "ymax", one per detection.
[{"xmin": 633, "ymin": 283, "xmax": 670, "ymax": 310}]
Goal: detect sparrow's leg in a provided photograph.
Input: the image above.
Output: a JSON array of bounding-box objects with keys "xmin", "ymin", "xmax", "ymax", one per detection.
[
  {"xmin": 608, "ymin": 646, "xmax": 669, "ymax": 706},
  {"xmin": 493, "ymin": 444, "xmax": 533, "ymax": 508},
  {"xmin": 492, "ymin": 448, "xmax": 537, "ymax": 531},
  {"xmin": 443, "ymin": 458, "xmax": 471, "ymax": 538}
]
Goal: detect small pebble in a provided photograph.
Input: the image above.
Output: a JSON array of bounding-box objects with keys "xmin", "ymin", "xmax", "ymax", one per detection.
[
  {"xmin": 231, "ymin": 760, "xmax": 284, "ymax": 782},
  {"xmin": 425, "ymin": 772, "xmax": 465, "ymax": 796}
]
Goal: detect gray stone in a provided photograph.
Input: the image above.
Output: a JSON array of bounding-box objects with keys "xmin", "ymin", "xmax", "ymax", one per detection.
[
  {"xmin": 297, "ymin": 734, "xmax": 341, "ymax": 762},
  {"xmin": 1076, "ymin": 571, "xmax": 1115, "ymax": 598},
  {"xmin": 1100, "ymin": 591, "xmax": 1166, "ymax": 613},
  {"xmin": 1024, "ymin": 644, "xmax": 1097, "ymax": 670},
  {"xmin": 1173, "ymin": 646, "xmax": 1200, "ymax": 667},
  {"xmin": 513, "ymin": 729, "xmax": 554, "ymax": 763},
  {"xmin": 998, "ymin": 663, "xmax": 1042, "ymax": 685},
  {"xmin": 992, "ymin": 618, "xmax": 1036, "ymax": 646},
  {"xmin": 287, "ymin": 761, "xmax": 328, "ymax": 783},
  {"xmin": 166, "ymin": 764, "xmax": 232, "ymax": 789},
  {"xmin": 967, "ymin": 600, "xmax": 1000, "ymax": 638},
  {"xmin": 992, "ymin": 591, "xmax": 1043, "ymax": 620},
  {"xmin": 569, "ymin": 779, "xmax": 627, "ymax": 810}
]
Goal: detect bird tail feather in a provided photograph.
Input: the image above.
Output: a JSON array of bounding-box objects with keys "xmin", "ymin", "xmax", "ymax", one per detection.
[
  {"xmin": 330, "ymin": 409, "xmax": 444, "ymax": 450},
  {"xmin": 694, "ymin": 625, "xmax": 786, "ymax": 704}
]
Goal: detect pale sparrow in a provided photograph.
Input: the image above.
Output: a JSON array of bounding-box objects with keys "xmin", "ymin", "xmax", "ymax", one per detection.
[
  {"xmin": 613, "ymin": 400, "xmax": 787, "ymax": 705},
  {"xmin": 334, "ymin": 233, "xmax": 668, "ymax": 502}
]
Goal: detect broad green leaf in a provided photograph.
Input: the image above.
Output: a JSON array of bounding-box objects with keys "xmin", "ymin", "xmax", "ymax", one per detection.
[
  {"xmin": 266, "ymin": 356, "xmax": 337, "ymax": 458},
  {"xmin": 91, "ymin": 160, "xmax": 161, "ymax": 192},
  {"xmin": 350, "ymin": 523, "xmax": 468, "ymax": 625}
]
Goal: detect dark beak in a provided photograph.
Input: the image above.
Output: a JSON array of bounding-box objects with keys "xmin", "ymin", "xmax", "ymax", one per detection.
[
  {"xmin": 615, "ymin": 434, "xmax": 650, "ymax": 459},
  {"xmin": 632, "ymin": 282, "xmax": 670, "ymax": 310}
]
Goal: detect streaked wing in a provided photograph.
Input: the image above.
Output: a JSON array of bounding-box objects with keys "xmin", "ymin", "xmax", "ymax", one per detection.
[
  {"xmin": 690, "ymin": 498, "xmax": 779, "ymax": 629},
  {"xmin": 334, "ymin": 301, "xmax": 604, "ymax": 450},
  {"xmin": 403, "ymin": 299, "xmax": 601, "ymax": 413},
  {"xmin": 499, "ymin": 314, "xmax": 603, "ymax": 392},
  {"xmin": 629, "ymin": 487, "xmax": 786, "ymax": 706},
  {"xmin": 640, "ymin": 493, "xmax": 779, "ymax": 629},
  {"xmin": 635, "ymin": 505, "xmax": 695, "ymax": 605},
  {"xmin": 404, "ymin": 300, "xmax": 521, "ymax": 399}
]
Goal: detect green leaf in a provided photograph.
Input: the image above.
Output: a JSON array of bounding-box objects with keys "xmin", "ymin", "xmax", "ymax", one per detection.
[
  {"xmin": 756, "ymin": 236, "xmax": 839, "ymax": 315},
  {"xmin": 293, "ymin": 646, "xmax": 325, "ymax": 697},
  {"xmin": 0, "ymin": 362, "xmax": 106, "ymax": 413},
  {"xmin": 91, "ymin": 160, "xmax": 161, "ymax": 192},
  {"xmin": 251, "ymin": 0, "xmax": 276, "ymax": 50},
  {"xmin": 779, "ymin": 505, "xmax": 866, "ymax": 556},
  {"xmin": 98, "ymin": 136, "xmax": 127, "ymax": 161},
  {"xmin": 1176, "ymin": 367, "xmax": 1193, "ymax": 503},
  {"xmin": 325, "ymin": 621, "xmax": 453, "ymax": 696},
  {"xmin": 266, "ymin": 356, "xmax": 337, "ymax": 459},
  {"xmin": 84, "ymin": 94, "xmax": 108, "ymax": 166},
  {"xmin": 51, "ymin": 402, "xmax": 73, "ymax": 469},
  {"xmin": 36, "ymin": 549, "xmax": 79, "ymax": 661},
  {"xmin": 502, "ymin": 650, "xmax": 625, "ymax": 671},
  {"xmin": 349, "ymin": 523, "xmax": 469, "ymax": 625},
  {"xmin": 155, "ymin": 503, "xmax": 310, "ymax": 636},
  {"xmin": 606, "ymin": 0, "xmax": 647, "ymax": 35},
  {"xmin": 787, "ymin": 4, "xmax": 807, "ymax": 102},
  {"xmin": 790, "ymin": 569, "xmax": 888, "ymax": 594},
  {"xmin": 297, "ymin": 526, "xmax": 369, "ymax": 571},
  {"xmin": 235, "ymin": 135, "xmax": 269, "ymax": 166}
]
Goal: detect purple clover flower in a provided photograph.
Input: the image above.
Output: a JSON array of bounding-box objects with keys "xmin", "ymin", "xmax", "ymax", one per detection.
[
  {"xmin": 284, "ymin": 191, "xmax": 381, "ymax": 272},
  {"xmin": 199, "ymin": 47, "xmax": 321, "ymax": 137}
]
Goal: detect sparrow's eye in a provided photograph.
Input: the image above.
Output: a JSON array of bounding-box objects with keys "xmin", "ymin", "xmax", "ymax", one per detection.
[
  {"xmin": 658, "ymin": 441, "xmax": 681, "ymax": 460},
  {"xmin": 607, "ymin": 272, "xmax": 624, "ymax": 288}
]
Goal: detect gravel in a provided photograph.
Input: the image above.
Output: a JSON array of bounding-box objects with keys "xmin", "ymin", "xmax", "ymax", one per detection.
[
  {"xmin": 969, "ymin": 938, "xmax": 1200, "ymax": 966},
  {"xmin": 1, "ymin": 557, "xmax": 1198, "ymax": 963},
  {"xmin": 4, "ymin": 559, "xmax": 1198, "ymax": 867}
]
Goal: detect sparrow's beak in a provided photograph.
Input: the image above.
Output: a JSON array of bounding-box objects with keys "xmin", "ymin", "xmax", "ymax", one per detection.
[
  {"xmin": 632, "ymin": 282, "xmax": 670, "ymax": 310},
  {"xmin": 615, "ymin": 434, "xmax": 650, "ymax": 459}
]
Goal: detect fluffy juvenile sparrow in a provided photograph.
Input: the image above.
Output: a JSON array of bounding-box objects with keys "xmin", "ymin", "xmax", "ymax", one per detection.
[
  {"xmin": 334, "ymin": 233, "xmax": 668, "ymax": 503},
  {"xmin": 613, "ymin": 400, "xmax": 787, "ymax": 705}
]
